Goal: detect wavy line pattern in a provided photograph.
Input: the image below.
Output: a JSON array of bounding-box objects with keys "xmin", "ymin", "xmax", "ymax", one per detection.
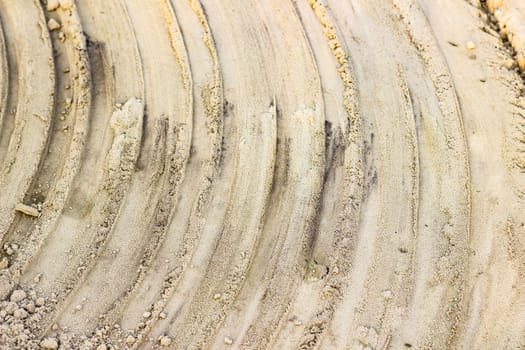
[{"xmin": 0, "ymin": 0, "xmax": 524, "ymax": 349}]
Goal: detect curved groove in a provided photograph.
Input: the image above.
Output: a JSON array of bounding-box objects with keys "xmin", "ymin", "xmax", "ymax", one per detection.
[
  {"xmin": 6, "ymin": 0, "xmax": 92, "ymax": 284},
  {"xmin": 0, "ymin": 0, "xmax": 55, "ymax": 244},
  {"xmin": 393, "ymin": 0, "xmax": 472, "ymax": 348},
  {"xmin": 51, "ymin": 0, "xmax": 194, "ymax": 341},
  {"xmin": 275, "ymin": 1, "xmax": 365, "ymax": 348},
  {"xmin": 0, "ymin": 15, "xmax": 8, "ymax": 151},
  {"xmin": 14, "ymin": 0, "xmax": 145, "ymax": 337},
  {"xmin": 102, "ymin": 0, "xmax": 225, "ymax": 345},
  {"xmin": 164, "ymin": 102, "xmax": 277, "ymax": 350}
]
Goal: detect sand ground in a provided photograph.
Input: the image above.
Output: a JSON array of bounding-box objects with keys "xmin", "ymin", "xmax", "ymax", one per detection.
[{"xmin": 1, "ymin": 0, "xmax": 525, "ymax": 349}]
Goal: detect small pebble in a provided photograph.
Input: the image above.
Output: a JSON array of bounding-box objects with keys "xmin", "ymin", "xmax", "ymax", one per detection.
[
  {"xmin": 13, "ymin": 308, "xmax": 28, "ymax": 319},
  {"xmin": 35, "ymin": 297, "xmax": 45, "ymax": 307},
  {"xmin": 40, "ymin": 337, "xmax": 59, "ymax": 349},
  {"xmin": 0, "ymin": 257, "xmax": 8, "ymax": 269},
  {"xmin": 15, "ymin": 203, "xmax": 39, "ymax": 217},
  {"xmin": 125, "ymin": 335, "xmax": 135, "ymax": 344},
  {"xmin": 224, "ymin": 336, "xmax": 233, "ymax": 345},
  {"xmin": 46, "ymin": 0, "xmax": 60, "ymax": 11},
  {"xmin": 382, "ymin": 290, "xmax": 393, "ymax": 300},
  {"xmin": 25, "ymin": 302, "xmax": 36, "ymax": 313},
  {"xmin": 10, "ymin": 289, "xmax": 27, "ymax": 302},
  {"xmin": 466, "ymin": 41, "xmax": 476, "ymax": 50},
  {"xmin": 159, "ymin": 336, "xmax": 172, "ymax": 347},
  {"xmin": 47, "ymin": 18, "xmax": 61, "ymax": 31},
  {"xmin": 142, "ymin": 311, "xmax": 151, "ymax": 319}
]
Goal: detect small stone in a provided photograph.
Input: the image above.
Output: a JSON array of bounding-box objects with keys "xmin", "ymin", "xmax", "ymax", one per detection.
[
  {"xmin": 25, "ymin": 302, "xmax": 36, "ymax": 313},
  {"xmin": 47, "ymin": 18, "xmax": 61, "ymax": 31},
  {"xmin": 159, "ymin": 312, "xmax": 167, "ymax": 319},
  {"xmin": 125, "ymin": 335, "xmax": 135, "ymax": 344},
  {"xmin": 466, "ymin": 41, "xmax": 476, "ymax": 50},
  {"xmin": 213, "ymin": 293, "xmax": 221, "ymax": 300},
  {"xmin": 15, "ymin": 203, "xmax": 39, "ymax": 217},
  {"xmin": 35, "ymin": 297, "xmax": 45, "ymax": 307},
  {"xmin": 14, "ymin": 308, "xmax": 28, "ymax": 319},
  {"xmin": 159, "ymin": 336, "xmax": 172, "ymax": 347},
  {"xmin": 5, "ymin": 302, "xmax": 17, "ymax": 314},
  {"xmin": 10, "ymin": 289, "xmax": 27, "ymax": 302},
  {"xmin": 96, "ymin": 344, "xmax": 107, "ymax": 350},
  {"xmin": 224, "ymin": 336, "xmax": 233, "ymax": 345},
  {"xmin": 382, "ymin": 290, "xmax": 393, "ymax": 300},
  {"xmin": 75, "ymin": 304, "xmax": 83, "ymax": 311},
  {"xmin": 51, "ymin": 324, "xmax": 58, "ymax": 331},
  {"xmin": 34, "ymin": 273, "xmax": 43, "ymax": 283},
  {"xmin": 0, "ymin": 257, "xmax": 8, "ymax": 269},
  {"xmin": 40, "ymin": 337, "xmax": 59, "ymax": 349},
  {"xmin": 142, "ymin": 311, "xmax": 151, "ymax": 318},
  {"xmin": 46, "ymin": 0, "xmax": 60, "ymax": 11}
]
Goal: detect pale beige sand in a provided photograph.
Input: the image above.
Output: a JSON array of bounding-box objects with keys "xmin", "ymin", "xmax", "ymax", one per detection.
[{"xmin": 0, "ymin": 0, "xmax": 525, "ymax": 349}]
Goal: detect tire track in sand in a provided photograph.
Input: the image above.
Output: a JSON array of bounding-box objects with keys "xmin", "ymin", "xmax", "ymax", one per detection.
[
  {"xmin": 0, "ymin": 0, "xmax": 54, "ymax": 247},
  {"xmin": 4, "ymin": 0, "xmax": 92, "ymax": 291},
  {"xmin": 52, "ymin": 0, "xmax": 194, "ymax": 342},
  {"xmin": 393, "ymin": 0, "xmax": 472, "ymax": 348},
  {"xmin": 198, "ymin": 1, "xmax": 325, "ymax": 348},
  {"xmin": 0, "ymin": 3, "xmax": 19, "ymax": 168},
  {"xmin": 271, "ymin": 1, "xmax": 365, "ymax": 348},
  {"xmin": 103, "ymin": 0, "xmax": 225, "ymax": 347},
  {"xmin": 0, "ymin": 14, "xmax": 8, "ymax": 158},
  {"xmin": 16, "ymin": 0, "xmax": 145, "ymax": 336}
]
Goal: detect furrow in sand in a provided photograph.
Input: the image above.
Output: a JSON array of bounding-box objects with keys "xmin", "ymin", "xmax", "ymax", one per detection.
[
  {"xmin": 239, "ymin": 109, "xmax": 324, "ymax": 350},
  {"xmin": 421, "ymin": 0, "xmax": 525, "ymax": 347},
  {"xmin": 137, "ymin": 0, "xmax": 274, "ymax": 346},
  {"xmin": 186, "ymin": 1, "xmax": 325, "ymax": 348},
  {"xmin": 341, "ymin": 63, "xmax": 419, "ymax": 349},
  {"xmin": 4, "ymin": 0, "xmax": 92, "ymax": 289},
  {"xmin": 0, "ymin": 6, "xmax": 18, "ymax": 167},
  {"xmin": 97, "ymin": 0, "xmax": 224, "ymax": 346},
  {"xmin": 392, "ymin": 0, "xmax": 472, "ymax": 348},
  {"xmin": 0, "ymin": 0, "xmax": 54, "ymax": 246},
  {"xmin": 50, "ymin": 0, "xmax": 194, "ymax": 342},
  {"xmin": 0, "ymin": 15, "xmax": 8, "ymax": 154},
  {"xmin": 302, "ymin": 2, "xmax": 420, "ymax": 348},
  {"xmin": 14, "ymin": 0, "xmax": 145, "ymax": 336},
  {"xmin": 158, "ymin": 102, "xmax": 276, "ymax": 350},
  {"xmin": 266, "ymin": 1, "xmax": 365, "ymax": 348}
]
